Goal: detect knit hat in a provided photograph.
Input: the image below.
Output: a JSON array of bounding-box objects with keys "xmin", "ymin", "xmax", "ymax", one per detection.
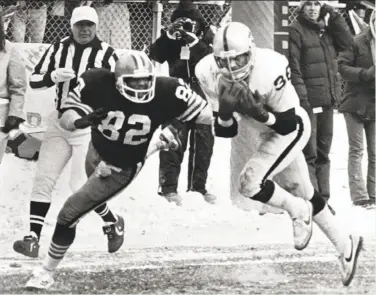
[{"xmin": 170, "ymin": 0, "xmax": 205, "ymax": 30}]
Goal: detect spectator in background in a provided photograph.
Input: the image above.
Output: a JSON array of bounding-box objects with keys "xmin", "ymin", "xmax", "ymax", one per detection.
[
  {"xmin": 338, "ymin": 9, "xmax": 375, "ymax": 209},
  {"xmin": 12, "ymin": 6, "xmax": 123, "ymax": 259},
  {"xmin": 288, "ymin": 0, "xmax": 352, "ymax": 213},
  {"xmin": 149, "ymin": 0, "xmax": 215, "ymax": 206},
  {"xmin": 7, "ymin": 0, "xmax": 48, "ymax": 43},
  {"xmin": 0, "ymin": 8, "xmax": 26, "ymax": 166}
]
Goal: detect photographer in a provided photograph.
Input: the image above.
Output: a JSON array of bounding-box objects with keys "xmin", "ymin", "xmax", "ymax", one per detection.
[
  {"xmin": 288, "ymin": 0, "xmax": 352, "ymax": 211},
  {"xmin": 149, "ymin": 0, "xmax": 215, "ymax": 206}
]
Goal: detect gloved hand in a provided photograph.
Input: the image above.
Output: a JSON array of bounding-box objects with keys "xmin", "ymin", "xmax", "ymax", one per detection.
[
  {"xmin": 159, "ymin": 125, "xmax": 182, "ymax": 151},
  {"xmin": 74, "ymin": 108, "xmax": 108, "ymax": 129},
  {"xmin": 51, "ymin": 68, "xmax": 76, "ymax": 84},
  {"xmin": 167, "ymin": 21, "xmax": 184, "ymax": 40},
  {"xmin": 217, "ymin": 76, "xmax": 243, "ymax": 121},
  {"xmin": 319, "ymin": 3, "xmax": 335, "ymax": 18},
  {"xmin": 2, "ymin": 116, "xmax": 25, "ymax": 133},
  {"xmin": 237, "ymin": 88, "xmax": 269, "ymax": 123},
  {"xmin": 360, "ymin": 65, "xmax": 375, "ymax": 82},
  {"xmin": 179, "ymin": 30, "xmax": 199, "ymax": 46}
]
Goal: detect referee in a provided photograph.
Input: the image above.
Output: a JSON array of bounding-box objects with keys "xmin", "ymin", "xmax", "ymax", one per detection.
[{"xmin": 13, "ymin": 6, "xmax": 124, "ymax": 258}]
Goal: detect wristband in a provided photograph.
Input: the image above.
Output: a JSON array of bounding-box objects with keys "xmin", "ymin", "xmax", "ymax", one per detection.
[{"xmin": 264, "ymin": 112, "xmax": 276, "ymax": 126}]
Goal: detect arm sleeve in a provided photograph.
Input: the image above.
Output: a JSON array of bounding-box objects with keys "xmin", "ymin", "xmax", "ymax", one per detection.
[
  {"xmin": 328, "ymin": 13, "xmax": 353, "ymax": 52},
  {"xmin": 7, "ymin": 45, "xmax": 27, "ymax": 119},
  {"xmin": 166, "ymin": 78, "xmax": 211, "ymax": 125},
  {"xmin": 149, "ymin": 32, "xmax": 176, "ymax": 64},
  {"xmin": 338, "ymin": 42, "xmax": 364, "ymax": 82},
  {"xmin": 288, "ymin": 27, "xmax": 308, "ymax": 101},
  {"xmin": 29, "ymin": 43, "xmax": 57, "ymax": 89},
  {"xmin": 60, "ymin": 71, "xmax": 98, "ymax": 117}
]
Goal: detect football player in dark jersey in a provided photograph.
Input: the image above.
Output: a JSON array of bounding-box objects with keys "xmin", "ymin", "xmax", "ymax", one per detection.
[{"xmin": 25, "ymin": 50, "xmax": 213, "ymax": 290}]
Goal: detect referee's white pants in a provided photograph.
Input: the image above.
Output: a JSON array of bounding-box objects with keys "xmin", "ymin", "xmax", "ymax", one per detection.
[{"xmin": 31, "ymin": 111, "xmax": 91, "ymax": 203}]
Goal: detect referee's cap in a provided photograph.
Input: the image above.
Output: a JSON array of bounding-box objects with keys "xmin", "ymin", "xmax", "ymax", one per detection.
[{"xmin": 70, "ymin": 6, "xmax": 98, "ymax": 27}]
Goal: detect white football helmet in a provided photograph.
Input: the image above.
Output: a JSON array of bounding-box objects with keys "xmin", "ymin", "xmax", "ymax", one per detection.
[
  {"xmin": 115, "ymin": 50, "xmax": 156, "ymax": 103},
  {"xmin": 213, "ymin": 22, "xmax": 256, "ymax": 82}
]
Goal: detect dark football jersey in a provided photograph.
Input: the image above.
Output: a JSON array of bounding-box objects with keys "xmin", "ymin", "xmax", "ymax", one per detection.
[{"xmin": 61, "ymin": 68, "xmax": 208, "ymax": 168}]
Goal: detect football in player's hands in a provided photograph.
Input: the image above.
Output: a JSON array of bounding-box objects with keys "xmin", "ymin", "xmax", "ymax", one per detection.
[
  {"xmin": 74, "ymin": 108, "xmax": 108, "ymax": 129},
  {"xmin": 159, "ymin": 125, "xmax": 182, "ymax": 151},
  {"xmin": 237, "ymin": 89, "xmax": 269, "ymax": 123}
]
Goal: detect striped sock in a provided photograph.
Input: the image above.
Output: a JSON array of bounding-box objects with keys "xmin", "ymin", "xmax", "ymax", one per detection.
[
  {"xmin": 30, "ymin": 201, "xmax": 51, "ymax": 240},
  {"xmin": 94, "ymin": 203, "xmax": 117, "ymax": 223},
  {"xmin": 44, "ymin": 223, "xmax": 76, "ymax": 272}
]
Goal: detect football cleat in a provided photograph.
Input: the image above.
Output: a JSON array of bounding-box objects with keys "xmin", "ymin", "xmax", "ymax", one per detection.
[
  {"xmin": 13, "ymin": 234, "xmax": 40, "ymax": 258},
  {"xmin": 103, "ymin": 215, "xmax": 125, "ymax": 253},
  {"xmin": 292, "ymin": 200, "xmax": 313, "ymax": 251},
  {"xmin": 339, "ymin": 235, "xmax": 364, "ymax": 286},
  {"xmin": 25, "ymin": 266, "xmax": 54, "ymax": 290}
]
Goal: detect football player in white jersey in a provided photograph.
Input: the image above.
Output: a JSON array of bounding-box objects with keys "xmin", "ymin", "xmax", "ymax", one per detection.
[{"xmin": 195, "ymin": 22, "xmax": 363, "ymax": 286}]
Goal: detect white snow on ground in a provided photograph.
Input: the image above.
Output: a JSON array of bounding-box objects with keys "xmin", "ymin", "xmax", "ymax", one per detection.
[{"xmin": 0, "ymin": 113, "xmax": 375, "ymax": 257}]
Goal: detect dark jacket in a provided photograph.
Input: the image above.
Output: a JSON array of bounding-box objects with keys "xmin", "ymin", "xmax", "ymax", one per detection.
[
  {"xmin": 338, "ymin": 28, "xmax": 375, "ymax": 121},
  {"xmin": 149, "ymin": 30, "xmax": 212, "ymax": 97},
  {"xmin": 289, "ymin": 11, "xmax": 352, "ymax": 108}
]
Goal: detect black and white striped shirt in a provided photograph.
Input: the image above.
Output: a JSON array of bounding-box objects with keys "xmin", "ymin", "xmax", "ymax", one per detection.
[{"xmin": 29, "ymin": 36, "xmax": 118, "ymax": 111}]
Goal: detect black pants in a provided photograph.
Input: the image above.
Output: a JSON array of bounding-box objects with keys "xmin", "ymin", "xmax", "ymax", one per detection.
[
  {"xmin": 159, "ymin": 119, "xmax": 214, "ymax": 195},
  {"xmin": 303, "ymin": 109, "xmax": 333, "ymax": 201}
]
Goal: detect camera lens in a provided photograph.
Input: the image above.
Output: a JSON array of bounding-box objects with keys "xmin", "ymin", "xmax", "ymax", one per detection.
[{"xmin": 182, "ymin": 22, "xmax": 193, "ymax": 32}]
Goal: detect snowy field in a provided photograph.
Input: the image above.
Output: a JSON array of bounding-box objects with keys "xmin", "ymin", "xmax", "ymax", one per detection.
[{"xmin": 0, "ymin": 112, "xmax": 375, "ymax": 294}]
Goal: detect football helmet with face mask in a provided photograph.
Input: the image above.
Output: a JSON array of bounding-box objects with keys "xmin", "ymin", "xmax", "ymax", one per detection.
[
  {"xmin": 115, "ymin": 50, "xmax": 156, "ymax": 103},
  {"xmin": 213, "ymin": 22, "xmax": 256, "ymax": 82}
]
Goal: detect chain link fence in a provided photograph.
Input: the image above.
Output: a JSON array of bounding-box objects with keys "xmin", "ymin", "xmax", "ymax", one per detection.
[{"xmin": 0, "ymin": 0, "xmax": 230, "ymax": 52}]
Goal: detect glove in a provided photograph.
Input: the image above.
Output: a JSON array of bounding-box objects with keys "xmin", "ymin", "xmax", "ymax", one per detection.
[
  {"xmin": 179, "ymin": 30, "xmax": 199, "ymax": 46},
  {"xmin": 360, "ymin": 65, "xmax": 375, "ymax": 82},
  {"xmin": 300, "ymin": 99, "xmax": 313, "ymax": 118},
  {"xmin": 74, "ymin": 108, "xmax": 108, "ymax": 129},
  {"xmin": 269, "ymin": 108, "xmax": 298, "ymax": 136},
  {"xmin": 217, "ymin": 77, "xmax": 244, "ymax": 121},
  {"xmin": 319, "ymin": 3, "xmax": 335, "ymax": 19},
  {"xmin": 159, "ymin": 125, "xmax": 182, "ymax": 151},
  {"xmin": 2, "ymin": 116, "xmax": 25, "ymax": 133},
  {"xmin": 237, "ymin": 88, "xmax": 269, "ymax": 123},
  {"xmin": 167, "ymin": 21, "xmax": 184, "ymax": 40},
  {"xmin": 51, "ymin": 68, "xmax": 76, "ymax": 84}
]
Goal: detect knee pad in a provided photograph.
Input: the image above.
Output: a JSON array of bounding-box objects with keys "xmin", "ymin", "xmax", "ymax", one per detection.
[{"xmin": 251, "ymin": 180, "xmax": 275, "ymax": 203}]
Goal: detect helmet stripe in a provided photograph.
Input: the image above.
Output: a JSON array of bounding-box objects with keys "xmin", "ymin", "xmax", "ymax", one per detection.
[
  {"xmin": 135, "ymin": 53, "xmax": 145, "ymax": 71},
  {"xmin": 130, "ymin": 53, "xmax": 139, "ymax": 70},
  {"xmin": 223, "ymin": 23, "xmax": 230, "ymax": 51}
]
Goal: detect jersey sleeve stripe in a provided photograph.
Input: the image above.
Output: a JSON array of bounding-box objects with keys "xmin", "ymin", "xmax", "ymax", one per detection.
[{"xmin": 178, "ymin": 99, "xmax": 207, "ymax": 122}]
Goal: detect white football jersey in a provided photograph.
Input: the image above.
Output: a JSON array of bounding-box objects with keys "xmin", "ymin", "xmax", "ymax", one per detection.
[{"xmin": 195, "ymin": 47, "xmax": 300, "ymax": 114}]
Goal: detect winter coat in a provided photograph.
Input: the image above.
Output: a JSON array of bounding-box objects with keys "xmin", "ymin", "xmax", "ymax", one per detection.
[
  {"xmin": 338, "ymin": 28, "xmax": 375, "ymax": 121},
  {"xmin": 289, "ymin": 11, "xmax": 352, "ymax": 108},
  {"xmin": 0, "ymin": 40, "xmax": 26, "ymax": 120},
  {"xmin": 149, "ymin": 30, "xmax": 212, "ymax": 97}
]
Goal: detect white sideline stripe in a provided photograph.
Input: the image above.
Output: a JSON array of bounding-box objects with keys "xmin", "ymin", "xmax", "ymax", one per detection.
[{"xmin": 0, "ymin": 255, "xmax": 337, "ymax": 275}]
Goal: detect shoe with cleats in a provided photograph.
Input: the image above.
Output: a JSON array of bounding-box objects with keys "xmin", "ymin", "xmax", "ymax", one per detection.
[
  {"xmin": 13, "ymin": 234, "xmax": 40, "ymax": 258},
  {"xmin": 103, "ymin": 215, "xmax": 125, "ymax": 253}
]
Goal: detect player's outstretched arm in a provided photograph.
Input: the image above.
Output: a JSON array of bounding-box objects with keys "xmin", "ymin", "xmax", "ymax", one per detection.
[{"xmin": 60, "ymin": 108, "xmax": 108, "ymax": 131}]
